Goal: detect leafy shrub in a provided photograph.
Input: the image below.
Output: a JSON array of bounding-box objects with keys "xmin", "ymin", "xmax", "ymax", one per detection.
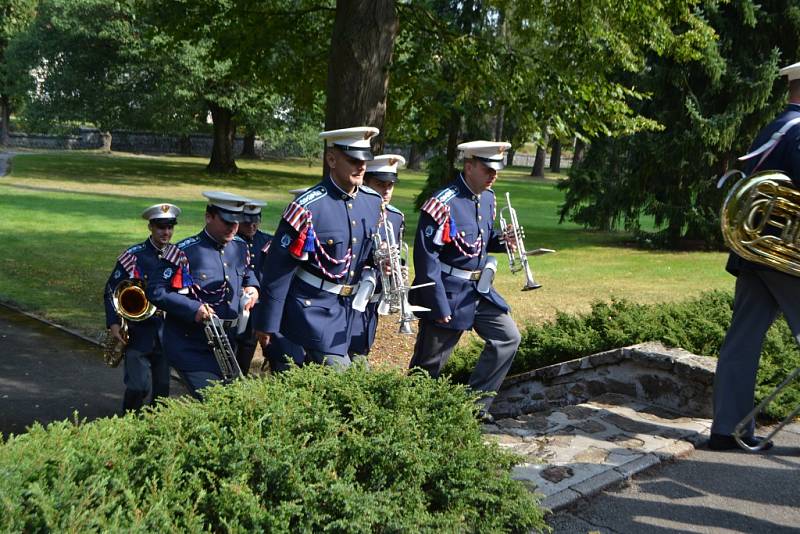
[
  {"xmin": 0, "ymin": 366, "xmax": 546, "ymax": 533},
  {"xmin": 444, "ymin": 290, "xmax": 799, "ymax": 419}
]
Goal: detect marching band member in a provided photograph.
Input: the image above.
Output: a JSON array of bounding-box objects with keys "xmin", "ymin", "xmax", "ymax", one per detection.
[
  {"xmin": 103, "ymin": 203, "xmax": 180, "ymax": 412},
  {"xmin": 348, "ymin": 154, "xmax": 406, "ymax": 359},
  {"xmin": 710, "ymin": 61, "xmax": 800, "ymax": 451},
  {"xmin": 408, "ymin": 141, "xmax": 521, "ymax": 423},
  {"xmin": 254, "ymin": 127, "xmax": 383, "ymax": 368},
  {"xmin": 147, "ymin": 192, "xmax": 259, "ymax": 398},
  {"xmin": 234, "ymin": 199, "xmax": 272, "ymax": 375}
]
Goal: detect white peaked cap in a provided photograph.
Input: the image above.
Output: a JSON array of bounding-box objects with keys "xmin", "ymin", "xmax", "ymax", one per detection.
[
  {"xmin": 365, "ymin": 154, "xmax": 406, "ymax": 182},
  {"xmin": 458, "ymin": 140, "xmax": 512, "ymax": 170},
  {"xmin": 202, "ymin": 191, "xmax": 248, "ymax": 223},
  {"xmin": 242, "ymin": 199, "xmax": 266, "ymax": 215},
  {"xmin": 141, "ymin": 203, "xmax": 181, "ymax": 222},
  {"xmin": 319, "ymin": 126, "xmax": 379, "ymax": 161},
  {"xmin": 780, "ymin": 61, "xmax": 800, "ymax": 81}
]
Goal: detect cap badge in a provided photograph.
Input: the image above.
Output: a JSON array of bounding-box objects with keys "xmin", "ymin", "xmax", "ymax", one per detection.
[{"xmin": 160, "ymin": 204, "xmax": 170, "ymax": 213}]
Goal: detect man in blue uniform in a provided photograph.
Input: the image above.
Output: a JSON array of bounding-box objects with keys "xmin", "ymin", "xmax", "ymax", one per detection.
[
  {"xmin": 103, "ymin": 203, "xmax": 180, "ymax": 412},
  {"xmin": 254, "ymin": 127, "xmax": 384, "ymax": 368},
  {"xmin": 234, "ymin": 199, "xmax": 272, "ymax": 375},
  {"xmin": 710, "ymin": 62, "xmax": 800, "ymax": 451},
  {"xmin": 408, "ymin": 141, "xmax": 521, "ymax": 423},
  {"xmin": 147, "ymin": 192, "xmax": 259, "ymax": 398},
  {"xmin": 349, "ymin": 154, "xmax": 407, "ymax": 358}
]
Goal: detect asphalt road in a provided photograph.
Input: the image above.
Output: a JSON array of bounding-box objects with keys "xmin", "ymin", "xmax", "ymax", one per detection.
[
  {"xmin": 549, "ymin": 424, "xmax": 800, "ymax": 533},
  {"xmin": 0, "ymin": 304, "xmax": 124, "ymax": 437}
]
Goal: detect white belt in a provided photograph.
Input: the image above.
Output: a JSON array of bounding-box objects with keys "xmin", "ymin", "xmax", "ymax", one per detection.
[
  {"xmin": 441, "ymin": 262, "xmax": 481, "ymax": 281},
  {"xmin": 296, "ymin": 269, "xmax": 358, "ymax": 296}
]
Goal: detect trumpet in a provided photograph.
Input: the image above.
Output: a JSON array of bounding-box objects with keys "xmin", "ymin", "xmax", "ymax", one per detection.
[
  {"xmin": 101, "ymin": 279, "xmax": 157, "ymax": 367},
  {"xmin": 733, "ymin": 366, "xmax": 800, "ymax": 451},
  {"xmin": 372, "ymin": 206, "xmax": 433, "ymax": 334},
  {"xmin": 499, "ymin": 192, "xmax": 554, "ymax": 291},
  {"xmin": 204, "ymin": 312, "xmax": 243, "ymax": 382}
]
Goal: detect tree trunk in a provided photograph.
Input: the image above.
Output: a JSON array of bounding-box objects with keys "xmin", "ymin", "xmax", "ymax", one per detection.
[
  {"xmin": 178, "ymin": 134, "xmax": 192, "ymax": 155},
  {"xmin": 207, "ymin": 101, "xmax": 237, "ymax": 173},
  {"xmin": 494, "ymin": 105, "xmax": 505, "ymax": 141},
  {"xmin": 549, "ymin": 138, "xmax": 561, "ymax": 172},
  {"xmin": 531, "ymin": 144, "xmax": 546, "ymax": 178},
  {"xmin": 506, "ymin": 147, "xmax": 516, "ymax": 168},
  {"xmin": 0, "ymin": 95, "xmax": 9, "ymax": 146},
  {"xmin": 573, "ymin": 138, "xmax": 586, "ymax": 166},
  {"xmin": 100, "ymin": 131, "xmax": 112, "ymax": 152},
  {"xmin": 407, "ymin": 142, "xmax": 422, "ymax": 170},
  {"xmin": 241, "ymin": 129, "xmax": 256, "ymax": 158},
  {"xmin": 323, "ymin": 0, "xmax": 399, "ymax": 176},
  {"xmin": 444, "ymin": 109, "xmax": 460, "ymax": 186}
]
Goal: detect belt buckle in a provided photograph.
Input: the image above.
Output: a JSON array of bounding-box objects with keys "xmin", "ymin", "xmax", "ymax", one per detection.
[
  {"xmin": 470, "ymin": 271, "xmax": 481, "ymax": 281},
  {"xmin": 339, "ymin": 285, "xmax": 354, "ymax": 296}
]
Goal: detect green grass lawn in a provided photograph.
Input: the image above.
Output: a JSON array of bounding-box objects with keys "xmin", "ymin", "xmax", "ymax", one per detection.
[{"xmin": 0, "ymin": 151, "xmax": 734, "ymax": 339}]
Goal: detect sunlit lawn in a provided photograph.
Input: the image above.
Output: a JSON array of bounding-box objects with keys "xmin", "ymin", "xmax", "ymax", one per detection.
[{"xmin": 0, "ymin": 151, "xmax": 734, "ymax": 341}]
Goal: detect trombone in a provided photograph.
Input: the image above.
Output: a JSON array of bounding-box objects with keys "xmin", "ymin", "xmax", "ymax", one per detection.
[
  {"xmin": 733, "ymin": 366, "xmax": 800, "ymax": 451},
  {"xmin": 498, "ymin": 192, "xmax": 554, "ymax": 291}
]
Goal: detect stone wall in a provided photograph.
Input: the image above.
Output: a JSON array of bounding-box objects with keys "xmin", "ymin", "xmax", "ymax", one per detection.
[{"xmin": 491, "ymin": 342, "xmax": 717, "ymax": 419}]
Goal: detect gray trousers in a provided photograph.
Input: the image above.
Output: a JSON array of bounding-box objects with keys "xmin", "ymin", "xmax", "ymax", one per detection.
[
  {"xmin": 409, "ymin": 299, "xmax": 521, "ymax": 411},
  {"xmin": 712, "ymin": 269, "xmax": 800, "ymax": 436}
]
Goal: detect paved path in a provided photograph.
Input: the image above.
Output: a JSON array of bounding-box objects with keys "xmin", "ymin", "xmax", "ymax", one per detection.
[
  {"xmin": 548, "ymin": 423, "xmax": 800, "ymax": 533},
  {"xmin": 0, "ymin": 304, "xmax": 123, "ymax": 437}
]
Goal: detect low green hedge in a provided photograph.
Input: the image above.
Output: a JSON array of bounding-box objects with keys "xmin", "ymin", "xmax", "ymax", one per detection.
[
  {"xmin": 0, "ymin": 366, "xmax": 546, "ymax": 533},
  {"xmin": 445, "ymin": 290, "xmax": 800, "ymax": 420}
]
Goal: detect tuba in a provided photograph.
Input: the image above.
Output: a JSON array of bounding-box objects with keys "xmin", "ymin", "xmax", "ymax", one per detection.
[
  {"xmin": 101, "ymin": 279, "xmax": 157, "ymax": 367},
  {"xmin": 720, "ymin": 171, "xmax": 800, "ymax": 276}
]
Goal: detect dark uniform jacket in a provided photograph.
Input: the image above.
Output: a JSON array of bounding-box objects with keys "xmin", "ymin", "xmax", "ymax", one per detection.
[
  {"xmin": 410, "ymin": 174, "xmax": 508, "ymax": 331},
  {"xmin": 103, "ymin": 238, "xmax": 165, "ymax": 353},
  {"xmin": 726, "ymin": 103, "xmax": 800, "ymax": 276},
  {"xmin": 349, "ymin": 204, "xmax": 404, "ymax": 354},
  {"xmin": 147, "ymin": 230, "xmax": 258, "ymax": 372},
  {"xmin": 237, "ymin": 228, "xmax": 272, "ymax": 337},
  {"xmin": 254, "ymin": 176, "xmax": 383, "ymax": 356}
]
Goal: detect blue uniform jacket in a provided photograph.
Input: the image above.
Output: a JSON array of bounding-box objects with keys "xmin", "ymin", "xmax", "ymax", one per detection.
[
  {"xmin": 254, "ymin": 176, "xmax": 383, "ymax": 356},
  {"xmin": 409, "ymin": 174, "xmax": 508, "ymax": 331},
  {"xmin": 726, "ymin": 103, "xmax": 800, "ymax": 276},
  {"xmin": 103, "ymin": 238, "xmax": 165, "ymax": 353},
  {"xmin": 147, "ymin": 230, "xmax": 258, "ymax": 372},
  {"xmin": 349, "ymin": 204, "xmax": 404, "ymax": 354},
  {"xmin": 238, "ymin": 229, "xmax": 272, "ymax": 335}
]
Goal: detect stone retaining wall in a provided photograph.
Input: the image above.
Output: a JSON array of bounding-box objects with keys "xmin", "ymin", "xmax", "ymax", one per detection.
[{"xmin": 491, "ymin": 342, "xmax": 717, "ymax": 419}]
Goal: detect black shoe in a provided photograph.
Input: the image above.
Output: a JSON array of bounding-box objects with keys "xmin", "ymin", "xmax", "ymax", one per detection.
[
  {"xmin": 708, "ymin": 433, "xmax": 774, "ymax": 451},
  {"xmin": 477, "ymin": 410, "xmax": 495, "ymax": 424}
]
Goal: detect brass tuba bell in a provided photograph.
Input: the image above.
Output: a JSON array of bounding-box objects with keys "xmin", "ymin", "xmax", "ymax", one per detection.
[
  {"xmin": 720, "ymin": 171, "xmax": 800, "ymax": 276},
  {"xmin": 102, "ymin": 279, "xmax": 157, "ymax": 367}
]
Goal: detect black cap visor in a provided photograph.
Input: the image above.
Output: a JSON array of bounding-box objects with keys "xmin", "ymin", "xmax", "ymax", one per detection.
[
  {"xmin": 365, "ymin": 171, "xmax": 398, "ymax": 183},
  {"xmin": 241, "ymin": 213, "xmax": 262, "ymax": 223},
  {"xmin": 475, "ymin": 156, "xmax": 506, "ymax": 171},
  {"xmin": 150, "ymin": 217, "xmax": 178, "ymax": 226},
  {"xmin": 335, "ymin": 144, "xmax": 374, "ymax": 161},
  {"xmin": 215, "ymin": 207, "xmax": 245, "ymax": 223}
]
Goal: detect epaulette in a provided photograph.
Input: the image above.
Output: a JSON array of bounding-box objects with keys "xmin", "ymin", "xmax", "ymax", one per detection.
[
  {"xmin": 176, "ymin": 236, "xmax": 201, "ymax": 250},
  {"xmin": 359, "ymin": 184, "xmax": 383, "ymax": 198},
  {"xmin": 295, "ymin": 185, "xmax": 326, "ymax": 207},
  {"xmin": 126, "ymin": 243, "xmax": 145, "ymax": 254},
  {"xmin": 420, "ymin": 186, "xmax": 457, "ymax": 226},
  {"xmin": 386, "ymin": 203, "xmax": 404, "ymax": 217}
]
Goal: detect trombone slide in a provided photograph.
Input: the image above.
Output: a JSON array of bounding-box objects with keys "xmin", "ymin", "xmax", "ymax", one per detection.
[{"xmin": 733, "ymin": 366, "xmax": 800, "ymax": 451}]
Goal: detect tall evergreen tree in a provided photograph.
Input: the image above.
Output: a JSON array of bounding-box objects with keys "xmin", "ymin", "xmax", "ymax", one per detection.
[{"xmin": 559, "ymin": 0, "xmax": 800, "ymax": 248}]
